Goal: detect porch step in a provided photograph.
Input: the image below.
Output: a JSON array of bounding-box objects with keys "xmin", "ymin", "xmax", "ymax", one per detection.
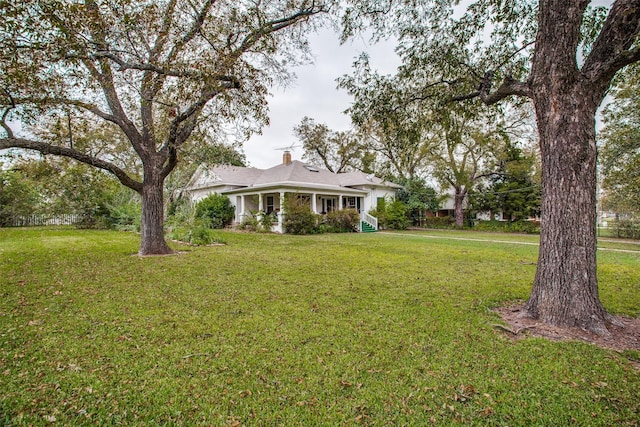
[{"xmin": 361, "ymin": 221, "xmax": 377, "ymax": 233}]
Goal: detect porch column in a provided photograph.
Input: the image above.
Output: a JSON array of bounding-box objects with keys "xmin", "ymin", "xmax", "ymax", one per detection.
[
  {"xmin": 279, "ymin": 191, "xmax": 286, "ymax": 233},
  {"xmin": 239, "ymin": 195, "xmax": 246, "ymax": 221},
  {"xmin": 311, "ymin": 193, "xmax": 317, "ymax": 213},
  {"xmin": 339, "ymin": 195, "xmax": 343, "ymax": 210},
  {"xmin": 258, "ymin": 193, "xmax": 264, "ymax": 212}
]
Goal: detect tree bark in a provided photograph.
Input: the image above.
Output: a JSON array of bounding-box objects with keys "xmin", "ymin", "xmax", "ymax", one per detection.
[
  {"xmin": 523, "ymin": 0, "xmax": 611, "ymax": 335},
  {"xmin": 454, "ymin": 187, "xmax": 466, "ymax": 227},
  {"xmin": 525, "ymin": 88, "xmax": 609, "ymax": 334},
  {"xmin": 139, "ymin": 166, "xmax": 173, "ymax": 256}
]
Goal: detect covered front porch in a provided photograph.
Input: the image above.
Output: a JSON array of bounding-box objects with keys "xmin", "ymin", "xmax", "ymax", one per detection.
[{"xmin": 226, "ymin": 187, "xmax": 376, "ymax": 233}]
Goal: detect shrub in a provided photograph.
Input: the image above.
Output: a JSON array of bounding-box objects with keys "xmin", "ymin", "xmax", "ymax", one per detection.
[
  {"xmin": 75, "ymin": 206, "xmax": 112, "ymax": 229},
  {"xmin": 194, "ymin": 193, "xmax": 235, "ymax": 229},
  {"xmin": 385, "ymin": 200, "xmax": 410, "ymax": 230},
  {"xmin": 283, "ymin": 195, "xmax": 320, "ymax": 235},
  {"xmin": 237, "ymin": 211, "xmax": 260, "ymax": 231},
  {"xmin": 423, "ymin": 216, "xmax": 455, "ymax": 229},
  {"xmin": 237, "ymin": 210, "xmax": 275, "ymax": 233},
  {"xmin": 368, "ymin": 199, "xmax": 387, "ymax": 229},
  {"xmin": 473, "ymin": 220, "xmax": 540, "ymax": 234},
  {"xmin": 325, "ymin": 209, "xmax": 359, "ymax": 233},
  {"xmin": 614, "ymin": 219, "xmax": 640, "ymax": 239},
  {"xmin": 259, "ymin": 211, "xmax": 276, "ymax": 232},
  {"xmin": 106, "ymin": 190, "xmax": 141, "ymax": 232},
  {"xmin": 166, "ymin": 218, "xmax": 225, "ymax": 245},
  {"xmin": 370, "ymin": 198, "xmax": 410, "ymax": 230},
  {"xmin": 165, "ymin": 198, "xmax": 225, "ymax": 245}
]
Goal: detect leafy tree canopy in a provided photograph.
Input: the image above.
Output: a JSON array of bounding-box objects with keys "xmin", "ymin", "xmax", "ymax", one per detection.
[
  {"xmin": 294, "ymin": 116, "xmax": 370, "ymax": 174},
  {"xmin": 599, "ymin": 64, "xmax": 640, "ymax": 216}
]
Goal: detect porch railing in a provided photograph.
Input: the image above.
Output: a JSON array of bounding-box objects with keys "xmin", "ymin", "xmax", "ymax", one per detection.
[{"xmin": 362, "ymin": 212, "xmax": 378, "ymax": 230}]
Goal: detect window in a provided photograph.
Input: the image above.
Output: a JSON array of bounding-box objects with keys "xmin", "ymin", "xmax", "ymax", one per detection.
[
  {"xmin": 266, "ymin": 195, "xmax": 274, "ymax": 214},
  {"xmin": 344, "ymin": 197, "xmax": 357, "ymax": 209}
]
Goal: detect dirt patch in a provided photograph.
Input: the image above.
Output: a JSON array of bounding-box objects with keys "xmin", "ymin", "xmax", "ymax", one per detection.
[{"xmin": 494, "ymin": 303, "xmax": 640, "ymax": 360}]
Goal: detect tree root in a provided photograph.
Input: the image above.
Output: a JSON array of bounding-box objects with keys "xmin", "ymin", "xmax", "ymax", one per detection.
[{"xmin": 491, "ymin": 323, "xmax": 538, "ymax": 336}]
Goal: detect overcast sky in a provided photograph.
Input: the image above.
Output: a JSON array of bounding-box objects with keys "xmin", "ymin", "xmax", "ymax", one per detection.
[{"xmin": 242, "ymin": 28, "xmax": 399, "ymax": 169}]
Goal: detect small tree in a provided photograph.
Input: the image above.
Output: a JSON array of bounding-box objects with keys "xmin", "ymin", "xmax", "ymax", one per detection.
[
  {"xmin": 396, "ymin": 177, "xmax": 439, "ymax": 226},
  {"xmin": 469, "ymin": 141, "xmax": 541, "ymax": 222}
]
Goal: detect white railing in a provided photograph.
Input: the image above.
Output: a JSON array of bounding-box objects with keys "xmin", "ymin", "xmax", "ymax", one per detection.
[
  {"xmin": 362, "ymin": 213, "xmax": 378, "ymax": 230},
  {"xmin": 6, "ymin": 214, "xmax": 81, "ymax": 227}
]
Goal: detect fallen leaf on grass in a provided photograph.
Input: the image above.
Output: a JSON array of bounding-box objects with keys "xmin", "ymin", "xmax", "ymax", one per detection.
[{"xmin": 481, "ymin": 407, "xmax": 494, "ymax": 416}]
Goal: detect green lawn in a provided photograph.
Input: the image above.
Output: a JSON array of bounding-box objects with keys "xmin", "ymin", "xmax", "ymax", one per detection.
[{"xmin": 1, "ymin": 227, "xmax": 639, "ymax": 426}]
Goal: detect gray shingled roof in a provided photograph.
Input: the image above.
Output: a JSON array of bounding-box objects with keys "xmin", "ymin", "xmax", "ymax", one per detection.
[
  {"xmin": 253, "ymin": 161, "xmax": 342, "ymax": 186},
  {"xmin": 187, "ymin": 165, "xmax": 262, "ymax": 189},
  {"xmin": 187, "ymin": 160, "xmax": 401, "ymax": 191}
]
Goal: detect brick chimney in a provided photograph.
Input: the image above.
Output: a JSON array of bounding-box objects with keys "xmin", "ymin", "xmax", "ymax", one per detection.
[{"xmin": 283, "ymin": 150, "xmax": 292, "ymax": 165}]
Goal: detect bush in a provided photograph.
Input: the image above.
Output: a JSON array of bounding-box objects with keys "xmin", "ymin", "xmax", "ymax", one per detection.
[
  {"xmin": 325, "ymin": 209, "xmax": 359, "ymax": 233},
  {"xmin": 237, "ymin": 210, "xmax": 275, "ymax": 233},
  {"xmin": 371, "ymin": 198, "xmax": 410, "ymax": 230},
  {"xmin": 237, "ymin": 211, "xmax": 260, "ymax": 231},
  {"xmin": 166, "ymin": 218, "xmax": 225, "ymax": 245},
  {"xmin": 423, "ymin": 216, "xmax": 455, "ymax": 229},
  {"xmin": 106, "ymin": 190, "xmax": 141, "ymax": 232},
  {"xmin": 259, "ymin": 211, "xmax": 276, "ymax": 232},
  {"xmin": 74, "ymin": 206, "xmax": 112, "ymax": 229},
  {"xmin": 165, "ymin": 198, "xmax": 225, "ymax": 245},
  {"xmin": 369, "ymin": 198, "xmax": 387, "ymax": 228},
  {"xmin": 473, "ymin": 220, "xmax": 540, "ymax": 234},
  {"xmin": 385, "ymin": 200, "xmax": 410, "ymax": 230},
  {"xmin": 283, "ymin": 195, "xmax": 321, "ymax": 235},
  {"xmin": 614, "ymin": 219, "xmax": 640, "ymax": 239},
  {"xmin": 194, "ymin": 193, "xmax": 235, "ymax": 229}
]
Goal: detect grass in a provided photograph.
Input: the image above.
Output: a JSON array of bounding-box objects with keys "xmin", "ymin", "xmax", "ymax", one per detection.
[{"xmin": 1, "ymin": 227, "xmax": 639, "ymax": 426}]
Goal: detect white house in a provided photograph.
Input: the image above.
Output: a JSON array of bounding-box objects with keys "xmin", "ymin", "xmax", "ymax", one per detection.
[{"xmin": 184, "ymin": 151, "xmax": 402, "ymax": 232}]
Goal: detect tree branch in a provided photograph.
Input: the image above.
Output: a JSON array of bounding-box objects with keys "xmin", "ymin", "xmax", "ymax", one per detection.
[
  {"xmin": 83, "ymin": 1, "xmax": 145, "ymax": 155},
  {"xmin": 164, "ymin": 0, "xmax": 217, "ymax": 64},
  {"xmin": 92, "ymin": 51, "xmax": 206, "ymax": 78},
  {"xmin": 237, "ymin": 3, "xmax": 326, "ymax": 56},
  {"xmin": 582, "ymin": 0, "xmax": 640, "ymax": 84},
  {"xmin": 1, "ymin": 91, "xmax": 16, "ymax": 138},
  {"xmin": 452, "ymin": 72, "xmax": 532, "ymax": 104},
  {"xmin": 0, "ymin": 137, "xmax": 143, "ymax": 193}
]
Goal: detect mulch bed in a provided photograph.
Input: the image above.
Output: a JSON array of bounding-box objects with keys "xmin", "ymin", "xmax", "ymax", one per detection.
[{"xmin": 494, "ymin": 303, "xmax": 640, "ymax": 368}]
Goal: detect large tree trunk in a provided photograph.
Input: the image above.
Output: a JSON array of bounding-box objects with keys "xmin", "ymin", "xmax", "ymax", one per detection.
[
  {"xmin": 526, "ymin": 89, "xmax": 609, "ymax": 334},
  {"xmin": 454, "ymin": 188, "xmax": 466, "ymax": 227},
  {"xmin": 524, "ymin": 2, "xmax": 611, "ymax": 333},
  {"xmin": 139, "ymin": 170, "xmax": 173, "ymax": 256}
]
